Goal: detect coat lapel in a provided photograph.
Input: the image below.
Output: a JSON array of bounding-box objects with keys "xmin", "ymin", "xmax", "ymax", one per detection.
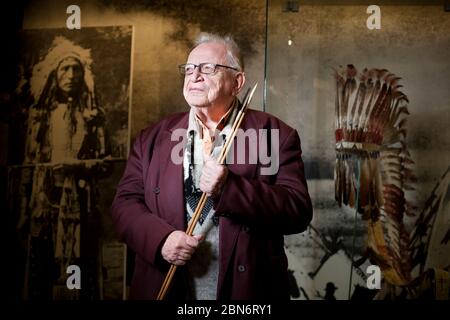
[
  {"xmin": 158, "ymin": 113, "xmax": 189, "ymax": 230},
  {"xmin": 217, "ymin": 110, "xmax": 260, "ymax": 296}
]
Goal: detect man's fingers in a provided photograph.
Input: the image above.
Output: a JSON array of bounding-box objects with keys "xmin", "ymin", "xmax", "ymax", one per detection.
[
  {"xmin": 185, "ymin": 235, "xmax": 200, "ymax": 248},
  {"xmin": 199, "ymin": 181, "xmax": 211, "ymax": 194},
  {"xmin": 173, "ymin": 259, "xmax": 186, "ymax": 266},
  {"xmin": 182, "ymin": 252, "xmax": 192, "ymax": 260},
  {"xmin": 184, "ymin": 233, "xmax": 204, "ymax": 249},
  {"xmin": 162, "ymin": 230, "xmax": 203, "ymax": 264},
  {"xmin": 162, "ymin": 233, "xmax": 206, "ymax": 265},
  {"xmin": 166, "ymin": 250, "xmax": 192, "ymax": 265},
  {"xmin": 176, "ymin": 252, "xmax": 191, "ymax": 261},
  {"xmin": 200, "ymin": 162, "xmax": 227, "ymax": 191}
]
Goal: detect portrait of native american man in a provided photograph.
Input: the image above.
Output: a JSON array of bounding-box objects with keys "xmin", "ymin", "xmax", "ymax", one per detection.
[{"xmin": 23, "ymin": 36, "xmax": 107, "ymax": 164}]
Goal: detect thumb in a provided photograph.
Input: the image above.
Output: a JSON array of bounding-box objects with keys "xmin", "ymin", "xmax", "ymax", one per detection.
[
  {"xmin": 193, "ymin": 234, "xmax": 204, "ymax": 242},
  {"xmin": 186, "ymin": 234, "xmax": 204, "ymax": 247}
]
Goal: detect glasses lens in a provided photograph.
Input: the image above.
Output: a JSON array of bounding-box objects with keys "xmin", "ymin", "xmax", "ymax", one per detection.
[
  {"xmin": 179, "ymin": 64, "xmax": 194, "ymax": 75},
  {"xmin": 186, "ymin": 64, "xmax": 197, "ymax": 74},
  {"xmin": 199, "ymin": 63, "xmax": 216, "ymax": 74}
]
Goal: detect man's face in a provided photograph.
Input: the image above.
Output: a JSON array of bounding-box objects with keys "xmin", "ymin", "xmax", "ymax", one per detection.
[
  {"xmin": 56, "ymin": 57, "xmax": 83, "ymax": 94},
  {"xmin": 183, "ymin": 42, "xmax": 238, "ymax": 109}
]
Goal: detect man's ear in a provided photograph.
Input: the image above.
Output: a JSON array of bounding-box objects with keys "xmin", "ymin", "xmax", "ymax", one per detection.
[{"xmin": 233, "ymin": 72, "xmax": 246, "ymax": 96}]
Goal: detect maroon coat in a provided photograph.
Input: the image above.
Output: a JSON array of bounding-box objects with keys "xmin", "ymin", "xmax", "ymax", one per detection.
[{"xmin": 111, "ymin": 108, "xmax": 313, "ymax": 300}]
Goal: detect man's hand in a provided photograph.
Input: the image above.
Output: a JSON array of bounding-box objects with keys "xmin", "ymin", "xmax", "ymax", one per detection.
[
  {"xmin": 161, "ymin": 231, "xmax": 204, "ymax": 266},
  {"xmin": 200, "ymin": 154, "xmax": 228, "ymax": 198}
]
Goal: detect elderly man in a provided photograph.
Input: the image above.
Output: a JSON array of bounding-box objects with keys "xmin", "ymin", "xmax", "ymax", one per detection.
[{"xmin": 112, "ymin": 33, "xmax": 312, "ymax": 300}]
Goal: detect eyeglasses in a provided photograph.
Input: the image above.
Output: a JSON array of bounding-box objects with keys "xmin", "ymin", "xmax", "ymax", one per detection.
[{"xmin": 178, "ymin": 63, "xmax": 239, "ymax": 75}]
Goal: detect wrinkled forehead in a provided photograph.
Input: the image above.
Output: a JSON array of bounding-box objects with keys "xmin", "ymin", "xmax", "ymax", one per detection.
[
  {"xmin": 187, "ymin": 42, "xmax": 228, "ymax": 65},
  {"xmin": 57, "ymin": 56, "xmax": 83, "ymax": 70}
]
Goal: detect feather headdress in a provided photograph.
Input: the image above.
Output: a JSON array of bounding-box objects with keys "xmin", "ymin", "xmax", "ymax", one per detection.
[
  {"xmin": 30, "ymin": 36, "xmax": 95, "ymax": 101},
  {"xmin": 334, "ymin": 65, "xmax": 415, "ymax": 286}
]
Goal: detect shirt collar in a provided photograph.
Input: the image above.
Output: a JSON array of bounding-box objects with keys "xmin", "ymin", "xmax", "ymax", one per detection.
[{"xmin": 188, "ymin": 99, "xmax": 238, "ymax": 139}]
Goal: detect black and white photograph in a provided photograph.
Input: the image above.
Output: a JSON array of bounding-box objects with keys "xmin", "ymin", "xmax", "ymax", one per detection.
[
  {"xmin": 9, "ymin": 26, "xmax": 132, "ymax": 165},
  {"xmin": 8, "ymin": 160, "xmax": 127, "ymax": 300}
]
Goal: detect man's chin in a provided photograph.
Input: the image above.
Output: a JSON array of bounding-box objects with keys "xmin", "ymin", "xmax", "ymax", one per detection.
[
  {"xmin": 186, "ymin": 98, "xmax": 209, "ymax": 108},
  {"xmin": 60, "ymin": 86, "xmax": 76, "ymax": 94}
]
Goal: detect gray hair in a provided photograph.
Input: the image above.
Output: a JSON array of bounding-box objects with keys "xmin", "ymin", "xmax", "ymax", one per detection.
[{"xmin": 193, "ymin": 32, "xmax": 244, "ymax": 72}]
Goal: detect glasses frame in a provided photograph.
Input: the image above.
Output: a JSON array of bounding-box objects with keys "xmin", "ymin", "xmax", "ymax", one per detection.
[{"xmin": 178, "ymin": 63, "xmax": 239, "ymax": 75}]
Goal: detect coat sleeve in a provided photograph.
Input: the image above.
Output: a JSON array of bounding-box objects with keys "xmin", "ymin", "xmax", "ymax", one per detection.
[
  {"xmin": 213, "ymin": 128, "xmax": 313, "ymax": 235},
  {"xmin": 111, "ymin": 130, "xmax": 176, "ymax": 266}
]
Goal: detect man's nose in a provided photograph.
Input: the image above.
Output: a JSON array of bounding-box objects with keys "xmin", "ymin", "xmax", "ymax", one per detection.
[
  {"xmin": 189, "ymin": 67, "xmax": 203, "ymax": 81},
  {"xmin": 66, "ymin": 67, "xmax": 75, "ymax": 79}
]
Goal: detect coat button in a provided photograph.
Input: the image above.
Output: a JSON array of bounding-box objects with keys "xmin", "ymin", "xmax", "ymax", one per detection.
[
  {"xmin": 243, "ymin": 226, "xmax": 250, "ymax": 233},
  {"xmin": 237, "ymin": 265, "xmax": 246, "ymax": 272},
  {"xmin": 153, "ymin": 187, "xmax": 160, "ymax": 194}
]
